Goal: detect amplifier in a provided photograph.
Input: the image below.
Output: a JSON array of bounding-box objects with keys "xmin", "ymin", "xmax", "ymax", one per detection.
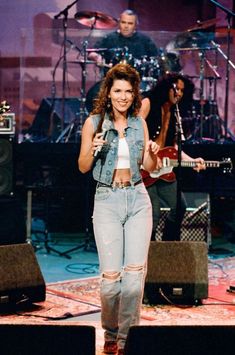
[
  {"xmin": 155, "ymin": 193, "xmax": 211, "ymax": 244},
  {"xmin": 0, "ymin": 113, "xmax": 15, "ymax": 135}
]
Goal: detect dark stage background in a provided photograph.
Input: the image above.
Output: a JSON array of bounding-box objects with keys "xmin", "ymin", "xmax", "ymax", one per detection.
[{"xmin": 8, "ymin": 140, "xmax": 234, "ymax": 242}]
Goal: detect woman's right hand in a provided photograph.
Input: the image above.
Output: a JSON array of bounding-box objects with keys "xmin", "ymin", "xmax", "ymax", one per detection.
[{"xmin": 92, "ymin": 132, "xmax": 107, "ymax": 156}]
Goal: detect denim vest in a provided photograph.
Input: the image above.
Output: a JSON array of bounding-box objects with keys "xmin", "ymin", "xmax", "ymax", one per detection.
[{"xmin": 92, "ymin": 113, "xmax": 144, "ymax": 184}]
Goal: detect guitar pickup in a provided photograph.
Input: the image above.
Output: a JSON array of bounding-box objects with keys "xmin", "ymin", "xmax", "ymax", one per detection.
[{"xmin": 162, "ymin": 157, "xmax": 171, "ymax": 167}]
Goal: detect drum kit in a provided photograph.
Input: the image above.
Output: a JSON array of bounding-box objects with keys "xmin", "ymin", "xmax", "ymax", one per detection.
[{"xmin": 53, "ymin": 6, "xmax": 234, "ymax": 143}]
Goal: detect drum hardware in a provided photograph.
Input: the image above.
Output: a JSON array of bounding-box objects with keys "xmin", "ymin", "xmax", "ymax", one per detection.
[
  {"xmin": 56, "ymin": 9, "xmax": 117, "ymax": 143},
  {"xmin": 172, "ymin": 46, "xmax": 216, "ymax": 52},
  {"xmin": 52, "ymin": 0, "xmax": 86, "ymax": 142},
  {"xmin": 210, "ymin": 41, "xmax": 235, "ymax": 141},
  {"xmin": 56, "ymin": 40, "xmax": 89, "ymax": 143},
  {"xmin": 183, "ymin": 44, "xmax": 222, "ymax": 142},
  {"xmin": 180, "ymin": 39, "xmax": 223, "ymax": 142},
  {"xmin": 85, "ymin": 48, "xmax": 108, "ymax": 52},
  {"xmin": 52, "ymin": 6, "xmax": 117, "ymax": 143},
  {"xmin": 167, "ymin": 31, "xmax": 215, "ymax": 52},
  {"xmin": 209, "ymin": 0, "xmax": 235, "ymax": 140},
  {"xmin": 211, "ymin": 40, "xmax": 235, "ymax": 71},
  {"xmin": 158, "ymin": 51, "xmax": 182, "ymax": 75},
  {"xmin": 74, "ymin": 10, "xmax": 118, "ymax": 29},
  {"xmin": 53, "ymin": 2, "xmax": 78, "ymax": 135},
  {"xmin": 187, "ymin": 73, "xmax": 222, "ymax": 142}
]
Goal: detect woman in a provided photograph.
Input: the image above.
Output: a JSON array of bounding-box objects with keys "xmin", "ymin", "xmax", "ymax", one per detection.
[
  {"xmin": 139, "ymin": 73, "xmax": 205, "ymax": 241},
  {"xmin": 78, "ymin": 63, "xmax": 159, "ymax": 354}
]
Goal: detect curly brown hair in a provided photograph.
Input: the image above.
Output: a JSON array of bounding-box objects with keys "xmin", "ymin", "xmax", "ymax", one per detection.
[{"xmin": 91, "ymin": 63, "xmax": 142, "ymax": 131}]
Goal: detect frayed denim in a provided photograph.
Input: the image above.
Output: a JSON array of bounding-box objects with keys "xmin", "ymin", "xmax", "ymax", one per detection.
[{"xmin": 93, "ymin": 183, "xmax": 152, "ymax": 349}]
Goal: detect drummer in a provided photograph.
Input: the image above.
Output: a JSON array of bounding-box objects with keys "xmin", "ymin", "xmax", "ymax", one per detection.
[{"xmin": 88, "ymin": 9, "xmax": 159, "ymax": 71}]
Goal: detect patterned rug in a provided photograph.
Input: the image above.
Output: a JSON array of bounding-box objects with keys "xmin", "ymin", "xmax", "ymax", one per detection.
[
  {"xmin": 1, "ymin": 256, "xmax": 235, "ymax": 324},
  {"xmin": 45, "ymin": 256, "xmax": 235, "ymax": 325},
  {"xmin": 1, "ymin": 257, "xmax": 235, "ymax": 354}
]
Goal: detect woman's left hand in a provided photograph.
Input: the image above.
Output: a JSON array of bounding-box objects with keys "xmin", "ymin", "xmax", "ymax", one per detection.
[{"xmin": 146, "ymin": 140, "xmax": 160, "ymax": 156}]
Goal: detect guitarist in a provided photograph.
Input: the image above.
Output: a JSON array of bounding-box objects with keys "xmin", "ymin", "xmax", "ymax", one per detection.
[{"xmin": 139, "ymin": 73, "xmax": 206, "ymax": 241}]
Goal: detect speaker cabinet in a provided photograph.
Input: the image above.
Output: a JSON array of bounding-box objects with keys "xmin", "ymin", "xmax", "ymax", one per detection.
[
  {"xmin": 30, "ymin": 97, "xmax": 81, "ymax": 139},
  {"xmin": 0, "ymin": 196, "xmax": 26, "ymax": 244},
  {"xmin": 155, "ymin": 192, "xmax": 210, "ymax": 243},
  {"xmin": 145, "ymin": 241, "xmax": 208, "ymax": 304},
  {"xmin": 125, "ymin": 325, "xmax": 235, "ymax": 355},
  {"xmin": 0, "ymin": 324, "xmax": 95, "ymax": 355},
  {"xmin": 0, "ymin": 243, "xmax": 45, "ymax": 306},
  {"xmin": 0, "ymin": 136, "xmax": 13, "ymax": 195}
]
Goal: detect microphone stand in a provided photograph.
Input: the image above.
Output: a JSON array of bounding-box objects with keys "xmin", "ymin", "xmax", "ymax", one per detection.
[
  {"xmin": 209, "ymin": 0, "xmax": 235, "ymax": 139},
  {"xmin": 54, "ymin": 0, "xmax": 79, "ymax": 135},
  {"xmin": 175, "ymin": 102, "xmax": 185, "ymax": 240}
]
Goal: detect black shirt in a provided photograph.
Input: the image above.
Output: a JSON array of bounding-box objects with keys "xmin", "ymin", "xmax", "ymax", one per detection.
[{"xmin": 94, "ymin": 31, "xmax": 159, "ymax": 67}]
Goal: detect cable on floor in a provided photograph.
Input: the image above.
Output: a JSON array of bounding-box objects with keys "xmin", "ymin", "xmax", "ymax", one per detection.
[{"xmin": 65, "ymin": 263, "xmax": 99, "ymax": 274}]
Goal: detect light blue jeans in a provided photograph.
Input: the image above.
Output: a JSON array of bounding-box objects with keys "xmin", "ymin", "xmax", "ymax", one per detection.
[{"xmin": 93, "ymin": 182, "xmax": 152, "ymax": 350}]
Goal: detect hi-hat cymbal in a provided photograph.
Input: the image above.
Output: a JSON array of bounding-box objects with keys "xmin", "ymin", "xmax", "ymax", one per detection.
[
  {"xmin": 167, "ymin": 31, "xmax": 214, "ymax": 51},
  {"xmin": 187, "ymin": 18, "xmax": 217, "ymax": 32},
  {"xmin": 75, "ymin": 11, "xmax": 118, "ymax": 29}
]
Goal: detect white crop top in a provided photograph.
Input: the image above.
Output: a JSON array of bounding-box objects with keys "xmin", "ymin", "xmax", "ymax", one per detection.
[{"xmin": 116, "ymin": 137, "xmax": 130, "ymax": 169}]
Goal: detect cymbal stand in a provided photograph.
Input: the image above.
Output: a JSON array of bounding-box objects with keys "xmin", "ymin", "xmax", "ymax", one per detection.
[
  {"xmin": 209, "ymin": 0, "xmax": 235, "ymax": 139},
  {"xmin": 198, "ymin": 49, "xmax": 206, "ymax": 141},
  {"xmin": 54, "ymin": 0, "xmax": 79, "ymax": 138},
  {"xmin": 204, "ymin": 55, "xmax": 222, "ymax": 140},
  {"xmin": 55, "ymin": 40, "xmax": 89, "ymax": 143},
  {"xmin": 77, "ymin": 40, "xmax": 89, "ymax": 135}
]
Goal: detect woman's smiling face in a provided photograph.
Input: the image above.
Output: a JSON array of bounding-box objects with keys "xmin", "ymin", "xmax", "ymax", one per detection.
[{"xmin": 109, "ymin": 79, "xmax": 134, "ymax": 114}]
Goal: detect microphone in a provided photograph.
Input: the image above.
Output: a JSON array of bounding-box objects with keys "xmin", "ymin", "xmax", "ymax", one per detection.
[
  {"xmin": 93, "ymin": 119, "xmax": 112, "ymax": 157},
  {"xmin": 93, "ymin": 130, "xmax": 108, "ymax": 157},
  {"xmin": 172, "ymin": 83, "xmax": 177, "ymax": 96},
  {"xmin": 66, "ymin": 39, "xmax": 81, "ymax": 53}
]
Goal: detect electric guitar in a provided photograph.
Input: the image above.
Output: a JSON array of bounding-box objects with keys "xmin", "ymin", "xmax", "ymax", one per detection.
[{"xmin": 141, "ymin": 146, "xmax": 233, "ymax": 187}]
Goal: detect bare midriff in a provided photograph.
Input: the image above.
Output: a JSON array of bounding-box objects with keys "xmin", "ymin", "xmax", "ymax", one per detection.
[{"xmin": 113, "ymin": 168, "xmax": 131, "ymax": 183}]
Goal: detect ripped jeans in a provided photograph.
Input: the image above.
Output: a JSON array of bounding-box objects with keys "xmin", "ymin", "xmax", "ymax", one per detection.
[{"xmin": 93, "ymin": 182, "xmax": 152, "ymax": 350}]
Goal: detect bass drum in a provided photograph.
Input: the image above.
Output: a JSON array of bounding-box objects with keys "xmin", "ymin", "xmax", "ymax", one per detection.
[{"xmin": 86, "ymin": 81, "xmax": 102, "ymax": 113}]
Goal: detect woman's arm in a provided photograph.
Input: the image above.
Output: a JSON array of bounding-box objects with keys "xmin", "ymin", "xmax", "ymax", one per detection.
[
  {"xmin": 174, "ymin": 143, "xmax": 206, "ymax": 172},
  {"xmin": 138, "ymin": 97, "xmax": 151, "ymax": 120},
  {"xmin": 78, "ymin": 117, "xmax": 95, "ymax": 173},
  {"xmin": 142, "ymin": 119, "xmax": 160, "ymax": 172},
  {"xmin": 78, "ymin": 116, "xmax": 108, "ymax": 173}
]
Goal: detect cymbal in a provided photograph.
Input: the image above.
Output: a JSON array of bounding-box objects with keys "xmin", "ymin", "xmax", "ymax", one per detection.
[
  {"xmin": 173, "ymin": 46, "xmax": 216, "ymax": 51},
  {"xmin": 86, "ymin": 48, "xmax": 108, "ymax": 52},
  {"xmin": 67, "ymin": 60, "xmax": 96, "ymax": 65},
  {"xmin": 187, "ymin": 18, "xmax": 217, "ymax": 32},
  {"xmin": 187, "ymin": 75, "xmax": 221, "ymax": 80},
  {"xmin": 86, "ymin": 47, "xmax": 124, "ymax": 53},
  {"xmin": 75, "ymin": 11, "xmax": 118, "ymax": 29},
  {"xmin": 167, "ymin": 31, "xmax": 214, "ymax": 51}
]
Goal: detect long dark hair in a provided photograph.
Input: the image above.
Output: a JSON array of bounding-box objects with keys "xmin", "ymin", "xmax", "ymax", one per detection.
[
  {"xmin": 147, "ymin": 72, "xmax": 195, "ymax": 115},
  {"xmin": 92, "ymin": 63, "xmax": 142, "ymax": 132}
]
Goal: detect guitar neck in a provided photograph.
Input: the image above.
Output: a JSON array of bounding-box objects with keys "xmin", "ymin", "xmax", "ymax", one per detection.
[{"xmin": 168, "ymin": 159, "xmax": 221, "ymax": 168}]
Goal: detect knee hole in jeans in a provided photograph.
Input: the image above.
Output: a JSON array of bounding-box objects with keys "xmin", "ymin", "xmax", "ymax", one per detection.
[
  {"xmin": 124, "ymin": 264, "xmax": 144, "ymax": 272},
  {"xmin": 102, "ymin": 271, "xmax": 121, "ymax": 281}
]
